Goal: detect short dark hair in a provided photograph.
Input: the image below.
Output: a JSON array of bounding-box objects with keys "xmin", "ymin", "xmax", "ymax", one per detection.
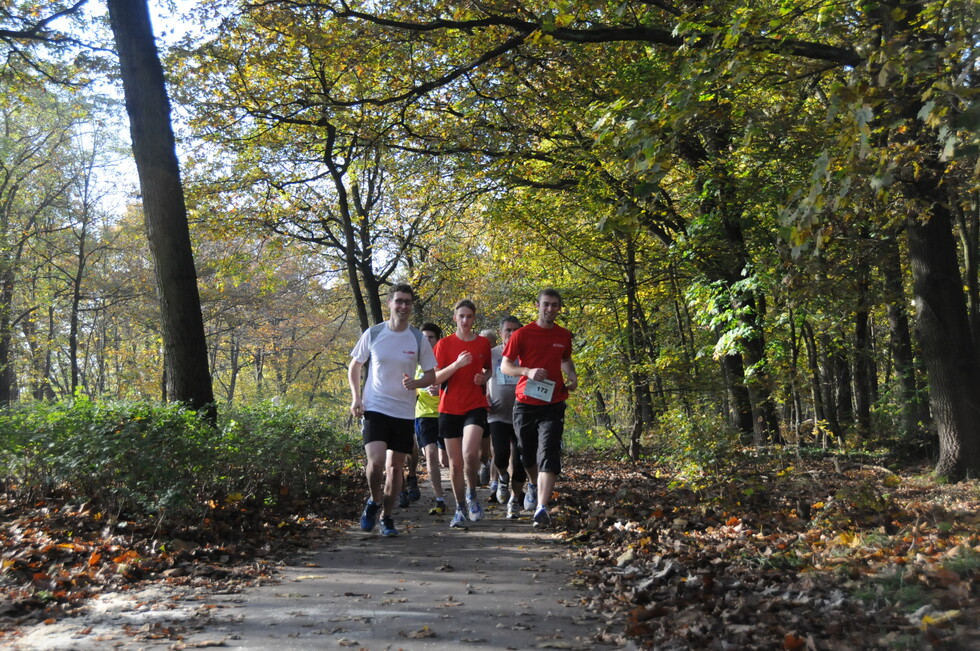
[
  {"xmin": 421, "ymin": 322, "xmax": 442, "ymax": 339},
  {"xmin": 388, "ymin": 283, "xmax": 414, "ymax": 300},
  {"xmin": 537, "ymin": 288, "xmax": 562, "ymax": 305},
  {"xmin": 454, "ymin": 299, "xmax": 477, "ymax": 313},
  {"xmin": 500, "ymin": 315, "xmax": 522, "ymax": 328}
]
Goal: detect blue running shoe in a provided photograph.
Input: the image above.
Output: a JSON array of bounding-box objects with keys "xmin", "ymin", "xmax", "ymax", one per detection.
[
  {"xmin": 450, "ymin": 509, "xmax": 466, "ymax": 528},
  {"xmin": 360, "ymin": 498, "xmax": 380, "ymax": 532},
  {"xmin": 380, "ymin": 516, "xmax": 398, "ymax": 537}
]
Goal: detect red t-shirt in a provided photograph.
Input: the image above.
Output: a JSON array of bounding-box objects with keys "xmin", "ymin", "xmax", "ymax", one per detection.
[
  {"xmin": 434, "ymin": 334, "xmax": 492, "ymax": 415},
  {"xmin": 502, "ymin": 321, "xmax": 573, "ymax": 405}
]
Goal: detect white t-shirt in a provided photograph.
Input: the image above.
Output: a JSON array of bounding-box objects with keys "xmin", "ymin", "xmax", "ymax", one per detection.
[{"xmin": 351, "ymin": 324, "xmax": 437, "ymax": 420}]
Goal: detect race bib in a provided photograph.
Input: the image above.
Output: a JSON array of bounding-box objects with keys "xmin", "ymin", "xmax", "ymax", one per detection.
[
  {"xmin": 496, "ymin": 364, "xmax": 518, "ymax": 385},
  {"xmin": 524, "ymin": 378, "xmax": 556, "ymax": 402}
]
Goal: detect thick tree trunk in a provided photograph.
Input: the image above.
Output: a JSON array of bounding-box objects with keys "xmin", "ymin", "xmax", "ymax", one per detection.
[
  {"xmin": 107, "ymin": 0, "xmax": 215, "ymax": 415},
  {"xmin": 906, "ymin": 203, "xmax": 980, "ymax": 480}
]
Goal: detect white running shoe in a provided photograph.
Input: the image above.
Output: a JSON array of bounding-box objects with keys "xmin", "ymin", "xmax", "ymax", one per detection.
[
  {"xmin": 523, "ymin": 482, "xmax": 537, "ymax": 512},
  {"xmin": 496, "ymin": 472, "xmax": 510, "ymax": 503},
  {"xmin": 467, "ymin": 496, "xmax": 484, "ymax": 521}
]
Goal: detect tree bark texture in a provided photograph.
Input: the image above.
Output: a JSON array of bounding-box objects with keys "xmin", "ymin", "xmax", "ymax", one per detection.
[
  {"xmin": 106, "ymin": 0, "xmax": 215, "ymax": 414},
  {"xmin": 906, "ymin": 203, "xmax": 980, "ymax": 480}
]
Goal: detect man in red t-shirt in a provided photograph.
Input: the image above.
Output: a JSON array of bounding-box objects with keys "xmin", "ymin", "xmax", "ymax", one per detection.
[{"xmin": 501, "ymin": 288, "xmax": 578, "ymax": 529}]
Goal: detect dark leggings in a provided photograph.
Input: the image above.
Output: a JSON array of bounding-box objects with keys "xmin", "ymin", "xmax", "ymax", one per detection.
[{"xmin": 489, "ymin": 420, "xmax": 527, "ymax": 484}]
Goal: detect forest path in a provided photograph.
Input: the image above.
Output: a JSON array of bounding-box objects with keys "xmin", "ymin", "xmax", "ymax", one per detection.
[{"xmin": 9, "ymin": 478, "xmax": 626, "ymax": 650}]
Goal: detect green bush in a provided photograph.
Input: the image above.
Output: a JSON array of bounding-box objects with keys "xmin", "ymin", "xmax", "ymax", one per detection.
[
  {"xmin": 214, "ymin": 401, "xmax": 355, "ymax": 502},
  {"xmin": 0, "ymin": 397, "xmax": 350, "ymax": 522},
  {"xmin": 646, "ymin": 402, "xmax": 743, "ymax": 476}
]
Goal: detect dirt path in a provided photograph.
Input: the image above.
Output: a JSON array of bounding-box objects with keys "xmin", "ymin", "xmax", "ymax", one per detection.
[{"xmin": 8, "ymin": 483, "xmax": 625, "ymax": 650}]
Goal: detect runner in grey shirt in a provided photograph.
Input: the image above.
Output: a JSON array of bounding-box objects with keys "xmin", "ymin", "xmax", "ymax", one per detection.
[{"xmin": 486, "ymin": 316, "xmax": 527, "ymax": 518}]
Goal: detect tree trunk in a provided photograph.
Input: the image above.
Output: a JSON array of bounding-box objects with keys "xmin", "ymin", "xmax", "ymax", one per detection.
[
  {"xmin": 0, "ymin": 268, "xmax": 16, "ymax": 403},
  {"xmin": 719, "ymin": 350, "xmax": 754, "ymax": 435},
  {"xmin": 226, "ymin": 335, "xmax": 240, "ymax": 403},
  {"xmin": 594, "ymin": 388, "xmax": 612, "ymax": 429},
  {"xmin": 742, "ymin": 322, "xmax": 781, "ymax": 445},
  {"xmin": 68, "ymin": 213, "xmax": 87, "ymax": 394},
  {"xmin": 880, "ymin": 236, "xmax": 927, "ymax": 438},
  {"xmin": 107, "ymin": 0, "xmax": 215, "ymax": 416},
  {"xmin": 802, "ymin": 320, "xmax": 826, "ymax": 424},
  {"xmin": 906, "ymin": 202, "xmax": 980, "ymax": 480},
  {"xmin": 854, "ymin": 279, "xmax": 873, "ymax": 436},
  {"xmin": 829, "ymin": 340, "xmax": 852, "ymax": 435},
  {"xmin": 817, "ymin": 333, "xmax": 842, "ymax": 440},
  {"xmin": 954, "ymin": 194, "xmax": 980, "ymax": 346}
]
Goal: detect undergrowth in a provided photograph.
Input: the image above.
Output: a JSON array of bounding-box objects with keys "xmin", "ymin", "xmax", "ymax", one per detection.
[{"xmin": 0, "ymin": 397, "xmax": 354, "ymax": 524}]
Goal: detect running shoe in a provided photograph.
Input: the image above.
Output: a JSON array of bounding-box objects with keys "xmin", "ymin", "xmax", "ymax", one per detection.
[
  {"xmin": 532, "ymin": 506, "xmax": 551, "ymax": 529},
  {"xmin": 523, "ymin": 482, "xmax": 537, "ymax": 512},
  {"xmin": 487, "ymin": 481, "xmax": 499, "ymax": 503},
  {"xmin": 450, "ymin": 509, "xmax": 467, "ymax": 528},
  {"xmin": 479, "ymin": 460, "xmax": 491, "ymax": 486},
  {"xmin": 397, "ymin": 489, "xmax": 410, "ymax": 508},
  {"xmin": 496, "ymin": 472, "xmax": 510, "ymax": 504},
  {"xmin": 467, "ymin": 496, "xmax": 484, "ymax": 521},
  {"xmin": 506, "ymin": 499, "xmax": 518, "ymax": 519},
  {"xmin": 407, "ymin": 476, "xmax": 421, "ymax": 502},
  {"xmin": 429, "ymin": 499, "xmax": 447, "ymax": 515},
  {"xmin": 360, "ymin": 499, "xmax": 380, "ymax": 532},
  {"xmin": 380, "ymin": 516, "xmax": 398, "ymax": 537}
]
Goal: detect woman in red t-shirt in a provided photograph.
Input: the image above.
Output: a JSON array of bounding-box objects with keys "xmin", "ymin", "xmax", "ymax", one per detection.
[{"xmin": 434, "ymin": 299, "xmax": 492, "ymax": 527}]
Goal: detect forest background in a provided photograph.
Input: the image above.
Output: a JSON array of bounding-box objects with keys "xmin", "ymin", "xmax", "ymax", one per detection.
[
  {"xmin": 0, "ymin": 1, "xmax": 978, "ymax": 647},
  {"xmin": 0, "ymin": 0, "xmax": 977, "ymax": 474}
]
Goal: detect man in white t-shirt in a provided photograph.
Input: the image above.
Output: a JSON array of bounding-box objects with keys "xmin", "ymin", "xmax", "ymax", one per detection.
[{"xmin": 348, "ymin": 284, "xmax": 437, "ymax": 537}]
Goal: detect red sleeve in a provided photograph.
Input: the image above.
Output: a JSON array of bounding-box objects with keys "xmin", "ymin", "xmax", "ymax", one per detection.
[
  {"xmin": 502, "ymin": 329, "xmax": 520, "ymax": 361},
  {"xmin": 481, "ymin": 337, "xmax": 493, "ymax": 369},
  {"xmin": 433, "ymin": 336, "xmax": 451, "ymax": 369}
]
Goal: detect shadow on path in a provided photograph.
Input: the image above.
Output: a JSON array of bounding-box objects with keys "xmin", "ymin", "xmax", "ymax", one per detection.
[
  {"xmin": 7, "ymin": 480, "xmax": 626, "ymax": 650},
  {"xmin": 197, "ymin": 494, "xmax": 614, "ymax": 649}
]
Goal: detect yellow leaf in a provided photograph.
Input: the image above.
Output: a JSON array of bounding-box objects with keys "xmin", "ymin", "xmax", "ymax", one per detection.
[{"xmin": 920, "ymin": 610, "xmax": 961, "ymax": 631}]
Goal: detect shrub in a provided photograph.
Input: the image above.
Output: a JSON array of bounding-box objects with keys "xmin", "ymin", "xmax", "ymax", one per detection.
[
  {"xmin": 214, "ymin": 401, "xmax": 353, "ymax": 502},
  {"xmin": 646, "ymin": 403, "xmax": 743, "ymax": 476},
  {"xmin": 0, "ymin": 398, "xmax": 349, "ymax": 523}
]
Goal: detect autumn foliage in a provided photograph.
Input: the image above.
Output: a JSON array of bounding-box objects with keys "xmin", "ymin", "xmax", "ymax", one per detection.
[
  {"xmin": 556, "ymin": 451, "xmax": 979, "ymax": 649},
  {"xmin": 3, "ymin": 410, "xmax": 977, "ymax": 649}
]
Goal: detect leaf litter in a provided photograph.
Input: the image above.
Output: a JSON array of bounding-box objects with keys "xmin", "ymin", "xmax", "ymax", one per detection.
[
  {"xmin": 1, "ymin": 450, "xmax": 977, "ymax": 649},
  {"xmin": 554, "ymin": 450, "xmax": 979, "ymax": 649}
]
